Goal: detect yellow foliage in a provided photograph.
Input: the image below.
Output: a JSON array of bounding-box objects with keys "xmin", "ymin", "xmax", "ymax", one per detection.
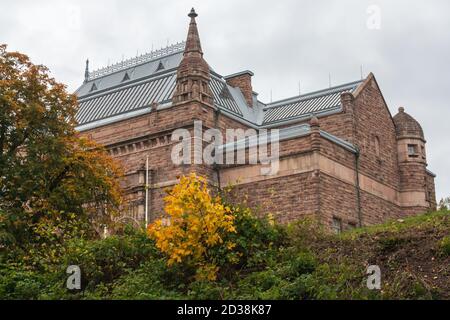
[{"xmin": 148, "ymin": 173, "xmax": 236, "ymax": 280}]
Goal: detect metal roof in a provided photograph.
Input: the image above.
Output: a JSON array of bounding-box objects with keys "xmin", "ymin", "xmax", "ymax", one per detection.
[
  {"xmin": 76, "ymin": 62, "xmax": 243, "ymax": 126},
  {"xmin": 217, "ymin": 123, "xmax": 358, "ymax": 154},
  {"xmin": 262, "ymin": 80, "xmax": 362, "ymax": 125},
  {"xmin": 77, "ymin": 72, "xmax": 177, "ymax": 125},
  {"xmin": 75, "ymin": 47, "xmax": 363, "ymax": 130}
]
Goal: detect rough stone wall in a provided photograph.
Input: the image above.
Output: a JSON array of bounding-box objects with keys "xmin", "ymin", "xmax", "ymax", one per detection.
[
  {"xmin": 352, "ymin": 77, "xmax": 401, "ymax": 190},
  {"xmin": 227, "ymin": 171, "xmax": 320, "ymax": 224},
  {"xmin": 359, "ymin": 190, "xmax": 400, "ymax": 225},
  {"xmin": 225, "ymin": 73, "xmax": 254, "ymax": 107},
  {"xmin": 398, "ymin": 163, "xmax": 427, "ymax": 192},
  {"xmin": 319, "ymin": 173, "xmax": 359, "ymax": 229},
  {"xmin": 426, "ymin": 173, "xmax": 437, "ymax": 211}
]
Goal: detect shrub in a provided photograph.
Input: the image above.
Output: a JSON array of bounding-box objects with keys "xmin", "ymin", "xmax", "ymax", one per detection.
[
  {"xmin": 109, "ymin": 260, "xmax": 184, "ymax": 300},
  {"xmin": 0, "ymin": 263, "xmax": 62, "ymax": 300},
  {"xmin": 221, "ymin": 207, "xmax": 285, "ymax": 270},
  {"xmin": 290, "ymin": 251, "xmax": 317, "ymax": 276},
  {"xmin": 148, "ymin": 174, "xmax": 238, "ymax": 281},
  {"xmin": 440, "ymin": 236, "xmax": 450, "ymax": 256},
  {"xmin": 61, "ymin": 228, "xmax": 158, "ymax": 291}
]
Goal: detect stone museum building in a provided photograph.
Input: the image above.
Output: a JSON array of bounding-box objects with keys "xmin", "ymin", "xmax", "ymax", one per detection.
[{"xmin": 75, "ymin": 9, "xmax": 436, "ymax": 231}]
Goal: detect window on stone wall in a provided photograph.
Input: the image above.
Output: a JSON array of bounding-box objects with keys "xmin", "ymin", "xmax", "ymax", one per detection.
[
  {"xmin": 348, "ymin": 222, "xmax": 357, "ymax": 230},
  {"xmin": 421, "ymin": 146, "xmax": 426, "ymax": 160},
  {"xmin": 128, "ymin": 203, "xmax": 140, "ymax": 221},
  {"xmin": 408, "ymin": 144, "xmax": 419, "ymax": 157},
  {"xmin": 332, "ymin": 217, "xmax": 343, "ymax": 235},
  {"xmin": 374, "ymin": 136, "xmax": 381, "ymax": 158}
]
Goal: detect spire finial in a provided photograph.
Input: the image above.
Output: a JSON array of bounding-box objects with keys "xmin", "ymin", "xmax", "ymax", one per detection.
[
  {"xmin": 84, "ymin": 59, "xmax": 90, "ymax": 83},
  {"xmin": 184, "ymin": 7, "xmax": 203, "ymax": 55},
  {"xmin": 188, "ymin": 8, "xmax": 198, "ymax": 18}
]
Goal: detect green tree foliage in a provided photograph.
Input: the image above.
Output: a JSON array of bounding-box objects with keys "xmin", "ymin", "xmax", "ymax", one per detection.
[{"xmin": 0, "ymin": 44, "xmax": 123, "ymax": 250}]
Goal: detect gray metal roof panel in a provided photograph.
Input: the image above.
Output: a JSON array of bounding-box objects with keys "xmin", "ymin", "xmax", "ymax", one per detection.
[
  {"xmin": 75, "ymin": 46, "xmax": 363, "ymax": 130},
  {"xmin": 76, "ymin": 71, "xmax": 244, "ymax": 126},
  {"xmin": 262, "ymin": 80, "xmax": 362, "ymax": 125}
]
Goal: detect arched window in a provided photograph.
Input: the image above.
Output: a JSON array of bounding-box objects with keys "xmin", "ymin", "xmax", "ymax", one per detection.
[{"xmin": 374, "ymin": 136, "xmax": 380, "ymax": 157}]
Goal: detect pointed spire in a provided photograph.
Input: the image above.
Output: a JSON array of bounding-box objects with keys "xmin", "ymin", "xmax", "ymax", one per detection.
[
  {"xmin": 172, "ymin": 8, "xmax": 213, "ymax": 106},
  {"xmin": 84, "ymin": 59, "xmax": 90, "ymax": 83},
  {"xmin": 185, "ymin": 8, "xmax": 203, "ymax": 56}
]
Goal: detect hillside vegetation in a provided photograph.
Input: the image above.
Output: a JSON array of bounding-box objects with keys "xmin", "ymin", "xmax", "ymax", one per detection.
[{"xmin": 1, "ymin": 209, "xmax": 449, "ymax": 300}]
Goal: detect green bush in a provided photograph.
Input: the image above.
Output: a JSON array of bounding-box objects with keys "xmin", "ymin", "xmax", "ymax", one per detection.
[
  {"xmin": 223, "ymin": 207, "xmax": 287, "ymax": 270},
  {"xmin": 61, "ymin": 229, "xmax": 158, "ymax": 291},
  {"xmin": 109, "ymin": 260, "xmax": 184, "ymax": 300},
  {"xmin": 0, "ymin": 263, "xmax": 62, "ymax": 300},
  {"xmin": 440, "ymin": 236, "xmax": 450, "ymax": 256},
  {"xmin": 290, "ymin": 251, "xmax": 317, "ymax": 276}
]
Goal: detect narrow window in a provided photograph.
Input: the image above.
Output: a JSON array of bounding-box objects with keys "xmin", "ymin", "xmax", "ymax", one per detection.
[
  {"xmin": 408, "ymin": 144, "xmax": 419, "ymax": 157},
  {"xmin": 332, "ymin": 217, "xmax": 343, "ymax": 235},
  {"xmin": 374, "ymin": 136, "xmax": 380, "ymax": 157}
]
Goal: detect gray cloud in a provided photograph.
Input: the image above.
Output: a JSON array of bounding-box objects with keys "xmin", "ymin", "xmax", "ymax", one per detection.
[{"xmin": 1, "ymin": 0, "xmax": 449, "ymax": 201}]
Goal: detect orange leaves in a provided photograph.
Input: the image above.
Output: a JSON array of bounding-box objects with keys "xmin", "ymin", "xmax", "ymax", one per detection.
[
  {"xmin": 1, "ymin": 44, "xmax": 124, "ymax": 244},
  {"xmin": 148, "ymin": 173, "xmax": 236, "ymax": 281}
]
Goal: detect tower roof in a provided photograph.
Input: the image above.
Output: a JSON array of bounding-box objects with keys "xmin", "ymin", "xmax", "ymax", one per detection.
[
  {"xmin": 185, "ymin": 8, "xmax": 203, "ymax": 56},
  {"xmin": 393, "ymin": 107, "xmax": 424, "ymax": 139}
]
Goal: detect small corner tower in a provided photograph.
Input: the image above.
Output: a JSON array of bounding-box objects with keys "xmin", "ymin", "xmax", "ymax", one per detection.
[
  {"xmin": 172, "ymin": 8, "xmax": 214, "ymax": 106},
  {"xmin": 393, "ymin": 107, "xmax": 434, "ymax": 212}
]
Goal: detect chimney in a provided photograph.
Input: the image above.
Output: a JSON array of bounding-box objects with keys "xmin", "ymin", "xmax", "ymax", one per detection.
[{"xmin": 224, "ymin": 70, "xmax": 254, "ymax": 107}]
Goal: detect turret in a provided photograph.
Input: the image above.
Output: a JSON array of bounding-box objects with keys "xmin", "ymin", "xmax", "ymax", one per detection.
[
  {"xmin": 394, "ymin": 107, "xmax": 426, "ymax": 164},
  {"xmin": 393, "ymin": 107, "xmax": 433, "ymax": 211},
  {"xmin": 172, "ymin": 8, "xmax": 214, "ymax": 107}
]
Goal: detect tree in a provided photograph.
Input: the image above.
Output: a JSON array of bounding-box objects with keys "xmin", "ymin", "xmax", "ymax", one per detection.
[
  {"xmin": 0, "ymin": 44, "xmax": 123, "ymax": 247},
  {"xmin": 148, "ymin": 174, "xmax": 236, "ymax": 281},
  {"xmin": 438, "ymin": 197, "xmax": 450, "ymax": 211}
]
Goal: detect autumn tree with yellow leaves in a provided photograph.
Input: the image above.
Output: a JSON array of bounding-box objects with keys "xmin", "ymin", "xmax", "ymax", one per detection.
[{"xmin": 148, "ymin": 174, "xmax": 238, "ymax": 281}]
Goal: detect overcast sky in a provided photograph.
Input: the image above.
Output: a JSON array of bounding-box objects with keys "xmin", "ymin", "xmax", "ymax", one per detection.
[{"xmin": 1, "ymin": 0, "xmax": 449, "ymax": 201}]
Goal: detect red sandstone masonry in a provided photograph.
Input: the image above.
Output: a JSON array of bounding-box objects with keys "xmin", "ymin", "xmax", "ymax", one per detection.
[
  {"xmin": 352, "ymin": 76, "xmax": 400, "ymax": 189},
  {"xmin": 227, "ymin": 172, "xmax": 320, "ymax": 224},
  {"xmin": 225, "ymin": 72, "xmax": 254, "ymax": 107}
]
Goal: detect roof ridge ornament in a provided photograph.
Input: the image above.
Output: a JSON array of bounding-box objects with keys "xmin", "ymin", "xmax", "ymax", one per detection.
[
  {"xmin": 87, "ymin": 41, "xmax": 186, "ymax": 81},
  {"xmin": 84, "ymin": 59, "xmax": 89, "ymax": 83}
]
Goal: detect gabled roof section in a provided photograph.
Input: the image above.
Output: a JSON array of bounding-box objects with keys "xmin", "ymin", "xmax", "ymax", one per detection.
[
  {"xmin": 262, "ymin": 80, "xmax": 363, "ymax": 125},
  {"xmin": 75, "ymin": 40, "xmax": 364, "ymax": 131},
  {"xmin": 76, "ymin": 72, "xmax": 177, "ymax": 126}
]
